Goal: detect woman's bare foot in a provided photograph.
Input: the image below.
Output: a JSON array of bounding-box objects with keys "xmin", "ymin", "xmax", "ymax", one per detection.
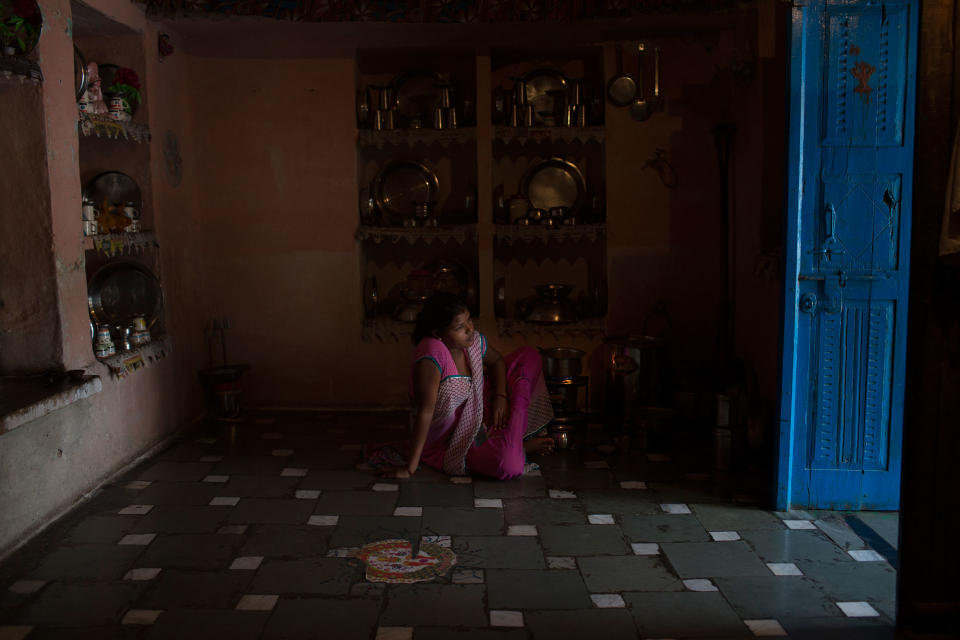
[{"xmin": 524, "ymin": 436, "xmax": 555, "ymax": 456}]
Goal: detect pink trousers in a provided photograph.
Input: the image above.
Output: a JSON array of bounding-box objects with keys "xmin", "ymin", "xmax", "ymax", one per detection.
[{"xmin": 465, "ymin": 346, "xmax": 543, "ymax": 480}]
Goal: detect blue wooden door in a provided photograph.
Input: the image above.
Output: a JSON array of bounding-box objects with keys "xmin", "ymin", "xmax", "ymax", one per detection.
[{"xmin": 778, "ymin": 0, "xmax": 917, "ymax": 510}]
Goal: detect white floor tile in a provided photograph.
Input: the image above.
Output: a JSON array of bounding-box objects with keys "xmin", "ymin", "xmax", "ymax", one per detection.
[
  {"xmin": 230, "ymin": 556, "xmax": 264, "ymax": 570},
  {"xmin": 7, "ymin": 581, "xmax": 45, "ymax": 595},
  {"xmin": 218, "ymin": 525, "xmax": 248, "ymax": 535},
  {"xmin": 119, "ymin": 504, "xmax": 153, "ymax": 515},
  {"xmin": 450, "ymin": 476, "xmax": 473, "ymax": 484},
  {"xmin": 744, "ymin": 619, "xmax": 787, "ymax": 636},
  {"xmin": 236, "ymin": 594, "xmax": 279, "ymax": 611},
  {"xmin": 848, "ymin": 549, "xmax": 886, "ymax": 562},
  {"xmin": 393, "ymin": 507, "xmax": 422, "ymax": 517},
  {"xmin": 683, "ymin": 578, "xmax": 718, "ymax": 592},
  {"xmin": 709, "ymin": 531, "xmax": 741, "ymax": 541},
  {"xmin": 660, "ymin": 503, "xmax": 691, "ymax": 514},
  {"xmin": 124, "ymin": 480, "xmax": 151, "ymax": 490},
  {"xmin": 421, "ymin": 535, "xmax": 452, "ymax": 548},
  {"xmin": 200, "ymin": 456, "xmax": 222, "ymax": 463},
  {"xmin": 767, "ymin": 562, "xmax": 803, "ymax": 576},
  {"xmin": 489, "ymin": 610, "xmax": 524, "ymax": 627},
  {"xmin": 590, "ymin": 594, "xmax": 626, "ymax": 608},
  {"xmin": 547, "ymin": 556, "xmax": 577, "ymax": 569},
  {"xmin": 525, "ymin": 469, "xmax": 543, "ymax": 477},
  {"xmin": 209, "ymin": 496, "xmax": 240, "ymax": 507},
  {"xmin": 203, "ymin": 475, "xmax": 229, "ymax": 483},
  {"xmin": 783, "ymin": 519, "xmax": 816, "ymax": 530},
  {"xmin": 375, "ymin": 627, "xmax": 413, "ymax": 640},
  {"xmin": 119, "ymin": 533, "xmax": 156, "ymax": 546},
  {"xmin": 836, "ymin": 601, "xmax": 881, "ymax": 617},
  {"xmin": 372, "ymin": 483, "xmax": 399, "ymax": 492},
  {"xmin": 620, "ymin": 481, "xmax": 647, "ymax": 489},
  {"xmin": 121, "ymin": 610, "xmax": 163, "ymax": 625},
  {"xmin": 124, "ymin": 568, "xmax": 161, "ymax": 581},
  {"xmin": 0, "ymin": 626, "xmax": 33, "ymax": 640},
  {"xmin": 451, "ymin": 568, "xmax": 484, "ymax": 584},
  {"xmin": 588, "ymin": 514, "xmax": 615, "ymax": 525},
  {"xmin": 308, "ymin": 515, "xmax": 339, "ymax": 526},
  {"xmin": 549, "ymin": 490, "xmax": 577, "ymax": 499},
  {"xmin": 474, "ymin": 498, "xmax": 503, "ymax": 508},
  {"xmin": 507, "ymin": 525, "xmax": 538, "ymax": 537},
  {"xmin": 631, "ymin": 543, "xmax": 660, "ymax": 555},
  {"xmin": 271, "ymin": 449, "xmax": 294, "ymax": 457},
  {"xmin": 280, "ymin": 468, "xmax": 308, "ymax": 477}
]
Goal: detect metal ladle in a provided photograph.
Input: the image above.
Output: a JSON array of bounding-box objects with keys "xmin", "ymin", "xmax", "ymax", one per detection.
[{"xmin": 629, "ymin": 43, "xmax": 653, "ymax": 121}]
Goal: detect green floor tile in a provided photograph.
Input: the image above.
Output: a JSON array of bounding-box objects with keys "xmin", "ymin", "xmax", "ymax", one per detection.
[
  {"xmin": 487, "ymin": 569, "xmax": 593, "ymax": 609},
  {"xmin": 503, "ymin": 498, "xmax": 585, "ymax": 526},
  {"xmin": 577, "ymin": 490, "xmax": 661, "ymax": 516},
  {"xmin": 620, "ymin": 514, "xmax": 711, "ymax": 542},
  {"xmin": 526, "ymin": 609, "xmax": 638, "ymax": 640},
  {"xmin": 660, "ymin": 541, "xmax": 770, "ymax": 578},
  {"xmin": 714, "ymin": 575, "xmax": 841, "ymax": 618},
  {"xmin": 691, "ymin": 503, "xmax": 785, "ymax": 531},
  {"xmin": 327, "ymin": 515, "xmax": 421, "ymax": 548},
  {"xmin": 422, "ymin": 507, "xmax": 504, "ymax": 536},
  {"xmin": 623, "ymin": 591, "xmax": 748, "ymax": 637},
  {"xmin": 452, "ymin": 536, "xmax": 545, "ymax": 569},
  {"xmin": 578, "ymin": 555, "xmax": 683, "ymax": 591},
  {"xmin": 540, "ymin": 524, "xmax": 630, "ymax": 556},
  {"xmin": 380, "ymin": 584, "xmax": 486, "ymax": 626}
]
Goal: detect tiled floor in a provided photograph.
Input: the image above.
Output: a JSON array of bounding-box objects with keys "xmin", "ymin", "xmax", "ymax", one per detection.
[{"xmin": 0, "ymin": 411, "xmax": 898, "ymax": 639}]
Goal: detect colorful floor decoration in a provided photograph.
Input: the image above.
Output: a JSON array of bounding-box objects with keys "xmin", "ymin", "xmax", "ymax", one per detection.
[{"xmin": 353, "ymin": 539, "xmax": 456, "ymax": 584}]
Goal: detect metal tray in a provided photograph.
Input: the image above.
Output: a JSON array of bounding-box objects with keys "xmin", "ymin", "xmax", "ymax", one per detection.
[
  {"xmin": 87, "ymin": 261, "xmax": 162, "ymax": 328},
  {"xmin": 83, "ymin": 171, "xmax": 142, "ymax": 212},
  {"xmin": 520, "ymin": 67, "xmax": 568, "ymax": 126},
  {"xmin": 373, "ymin": 160, "xmax": 439, "ymax": 225},
  {"xmin": 392, "ymin": 70, "xmax": 444, "ymax": 122},
  {"xmin": 521, "ymin": 158, "xmax": 586, "ymax": 213}
]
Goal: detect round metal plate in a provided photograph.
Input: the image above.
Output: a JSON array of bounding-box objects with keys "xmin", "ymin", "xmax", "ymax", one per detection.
[
  {"xmin": 520, "ymin": 68, "xmax": 568, "ymax": 125},
  {"xmin": 88, "ymin": 262, "xmax": 162, "ymax": 327},
  {"xmin": 393, "ymin": 71, "xmax": 442, "ymax": 120},
  {"xmin": 83, "ymin": 171, "xmax": 142, "ymax": 211},
  {"xmin": 373, "ymin": 160, "xmax": 439, "ymax": 224},
  {"xmin": 521, "ymin": 158, "xmax": 586, "ymax": 213}
]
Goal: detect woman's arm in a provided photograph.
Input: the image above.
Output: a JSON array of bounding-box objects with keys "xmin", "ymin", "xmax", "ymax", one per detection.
[
  {"xmin": 403, "ymin": 358, "xmax": 442, "ymax": 476},
  {"xmin": 483, "ymin": 345, "xmax": 508, "ymax": 429}
]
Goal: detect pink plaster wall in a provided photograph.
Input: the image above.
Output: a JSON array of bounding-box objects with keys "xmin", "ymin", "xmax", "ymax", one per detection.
[
  {"xmin": 174, "ymin": 11, "xmax": 785, "ymax": 414},
  {"xmin": 0, "ymin": 0, "xmax": 206, "ymax": 555},
  {"xmin": 0, "ymin": 79, "xmax": 61, "ymax": 372}
]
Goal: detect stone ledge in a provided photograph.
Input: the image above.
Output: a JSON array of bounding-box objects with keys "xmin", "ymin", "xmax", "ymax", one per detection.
[{"xmin": 0, "ymin": 376, "xmax": 103, "ymax": 435}]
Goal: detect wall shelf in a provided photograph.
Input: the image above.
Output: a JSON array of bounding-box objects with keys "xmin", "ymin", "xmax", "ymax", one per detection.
[
  {"xmin": 79, "ymin": 113, "xmax": 151, "ymax": 143},
  {"xmin": 358, "ymin": 128, "xmax": 476, "ymax": 150},
  {"xmin": 494, "ymin": 126, "xmax": 605, "ymax": 146},
  {"xmin": 84, "ymin": 230, "xmax": 157, "ymax": 256},
  {"xmin": 495, "ymin": 317, "xmax": 606, "ymax": 338},
  {"xmin": 0, "ymin": 54, "xmax": 42, "ymax": 83},
  {"xmin": 495, "ymin": 223, "xmax": 606, "ymax": 245},
  {"xmin": 356, "ymin": 224, "xmax": 477, "ymax": 245},
  {"xmin": 96, "ymin": 335, "xmax": 170, "ymax": 379}
]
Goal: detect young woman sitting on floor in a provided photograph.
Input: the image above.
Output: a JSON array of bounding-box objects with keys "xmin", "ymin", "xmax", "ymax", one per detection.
[{"xmin": 379, "ymin": 293, "xmax": 555, "ymax": 480}]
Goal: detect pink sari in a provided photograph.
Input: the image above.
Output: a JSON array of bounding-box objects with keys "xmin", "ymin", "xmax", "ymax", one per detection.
[{"xmin": 411, "ymin": 334, "xmax": 553, "ymax": 479}]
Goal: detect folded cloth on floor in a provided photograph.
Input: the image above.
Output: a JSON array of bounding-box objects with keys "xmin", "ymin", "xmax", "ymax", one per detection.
[{"xmin": 363, "ymin": 441, "xmax": 408, "ymax": 472}]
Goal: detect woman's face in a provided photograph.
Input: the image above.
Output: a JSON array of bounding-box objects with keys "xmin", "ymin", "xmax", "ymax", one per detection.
[{"xmin": 438, "ymin": 310, "xmax": 473, "ymax": 350}]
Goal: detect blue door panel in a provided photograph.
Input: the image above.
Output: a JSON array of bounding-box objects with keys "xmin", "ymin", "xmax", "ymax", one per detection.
[{"xmin": 779, "ymin": 0, "xmax": 915, "ymax": 510}]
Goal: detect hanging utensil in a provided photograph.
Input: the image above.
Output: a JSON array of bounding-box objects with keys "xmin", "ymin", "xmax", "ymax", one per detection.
[
  {"xmin": 629, "ymin": 44, "xmax": 654, "ymax": 122},
  {"xmin": 651, "ymin": 46, "xmax": 662, "ymax": 110},
  {"xmin": 606, "ymin": 44, "xmax": 637, "ymax": 107}
]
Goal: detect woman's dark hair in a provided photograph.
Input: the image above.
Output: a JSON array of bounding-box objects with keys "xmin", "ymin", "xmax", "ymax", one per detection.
[{"xmin": 413, "ymin": 293, "xmax": 468, "ymax": 344}]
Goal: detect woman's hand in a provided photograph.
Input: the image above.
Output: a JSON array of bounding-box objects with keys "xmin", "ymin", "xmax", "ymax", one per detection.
[{"xmin": 491, "ymin": 394, "xmax": 508, "ymax": 430}]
